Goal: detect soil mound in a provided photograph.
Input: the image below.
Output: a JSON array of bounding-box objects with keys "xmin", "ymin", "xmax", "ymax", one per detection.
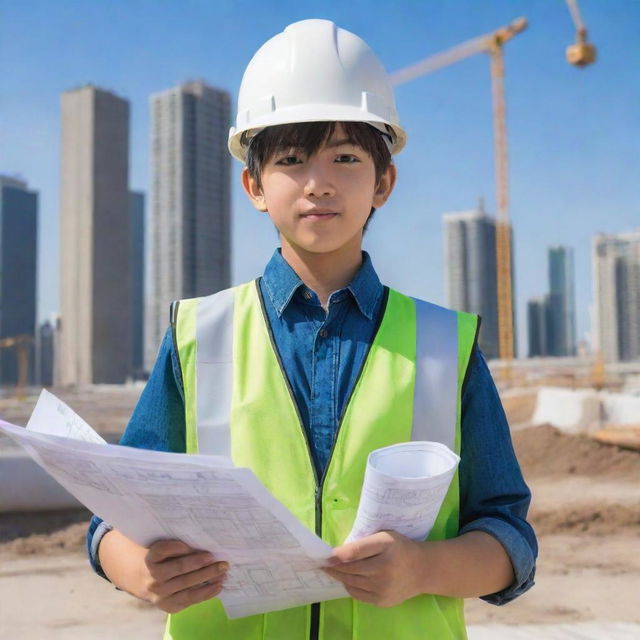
[
  {"xmin": 532, "ymin": 503, "xmax": 640, "ymax": 536},
  {"xmin": 1, "ymin": 522, "xmax": 87, "ymax": 555},
  {"xmin": 512, "ymin": 424, "xmax": 640, "ymax": 480},
  {"xmin": 0, "ymin": 509, "xmax": 90, "ymax": 555}
]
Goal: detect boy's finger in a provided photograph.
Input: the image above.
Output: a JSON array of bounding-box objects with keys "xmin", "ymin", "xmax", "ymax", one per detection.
[
  {"xmin": 344, "ymin": 583, "xmax": 377, "ymax": 605},
  {"xmin": 160, "ymin": 562, "xmax": 229, "ymax": 597},
  {"xmin": 330, "ymin": 533, "xmax": 391, "ymax": 564},
  {"xmin": 147, "ymin": 539, "xmax": 196, "ymax": 563},
  {"xmin": 322, "ymin": 554, "xmax": 383, "ymax": 577},
  {"xmin": 161, "ymin": 580, "xmax": 224, "ymax": 614},
  {"xmin": 154, "ymin": 552, "xmax": 222, "ymax": 583},
  {"xmin": 323, "ymin": 567, "xmax": 376, "ymax": 590}
]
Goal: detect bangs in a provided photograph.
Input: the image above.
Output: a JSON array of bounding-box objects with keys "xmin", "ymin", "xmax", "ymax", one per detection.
[
  {"xmin": 249, "ymin": 121, "xmax": 339, "ymax": 160},
  {"xmin": 245, "ymin": 121, "xmax": 391, "ymax": 186}
]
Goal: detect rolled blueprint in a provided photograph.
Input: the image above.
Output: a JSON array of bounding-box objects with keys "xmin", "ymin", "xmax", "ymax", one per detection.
[{"xmin": 346, "ymin": 441, "xmax": 460, "ymax": 543}]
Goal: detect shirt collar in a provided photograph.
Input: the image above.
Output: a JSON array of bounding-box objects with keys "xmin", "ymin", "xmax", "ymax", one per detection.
[
  {"xmin": 261, "ymin": 249, "xmax": 305, "ymax": 316},
  {"xmin": 261, "ymin": 249, "xmax": 383, "ymax": 320},
  {"xmin": 345, "ymin": 251, "xmax": 382, "ymax": 320}
]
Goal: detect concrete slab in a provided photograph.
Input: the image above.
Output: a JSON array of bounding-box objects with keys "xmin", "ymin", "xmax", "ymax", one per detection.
[{"xmin": 0, "ymin": 449, "xmax": 81, "ymax": 512}]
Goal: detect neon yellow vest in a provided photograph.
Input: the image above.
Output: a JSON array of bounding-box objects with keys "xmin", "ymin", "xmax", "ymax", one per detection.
[{"xmin": 166, "ymin": 281, "xmax": 478, "ymax": 640}]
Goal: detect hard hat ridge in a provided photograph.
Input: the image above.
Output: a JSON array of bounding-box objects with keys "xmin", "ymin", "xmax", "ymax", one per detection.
[{"xmin": 228, "ymin": 19, "xmax": 406, "ymax": 162}]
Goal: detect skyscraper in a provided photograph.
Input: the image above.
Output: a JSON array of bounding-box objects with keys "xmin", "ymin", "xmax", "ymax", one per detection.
[
  {"xmin": 0, "ymin": 176, "xmax": 38, "ymax": 385},
  {"xmin": 145, "ymin": 81, "xmax": 231, "ymax": 370},
  {"xmin": 526, "ymin": 246, "xmax": 576, "ymax": 358},
  {"xmin": 37, "ymin": 318, "xmax": 56, "ymax": 386},
  {"xmin": 130, "ymin": 191, "xmax": 145, "ymax": 378},
  {"xmin": 547, "ymin": 246, "xmax": 577, "ymax": 356},
  {"xmin": 593, "ymin": 230, "xmax": 640, "ymax": 362},
  {"xmin": 443, "ymin": 201, "xmax": 515, "ymax": 359},
  {"xmin": 527, "ymin": 296, "xmax": 549, "ymax": 358},
  {"xmin": 59, "ymin": 85, "xmax": 132, "ymax": 385}
]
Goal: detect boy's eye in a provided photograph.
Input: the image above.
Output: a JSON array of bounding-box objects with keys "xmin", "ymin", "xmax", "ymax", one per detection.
[
  {"xmin": 335, "ymin": 154, "xmax": 359, "ymax": 163},
  {"xmin": 275, "ymin": 155, "xmax": 302, "ymax": 166}
]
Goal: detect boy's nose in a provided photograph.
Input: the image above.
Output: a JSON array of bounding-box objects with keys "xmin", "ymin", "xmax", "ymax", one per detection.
[{"xmin": 303, "ymin": 168, "xmax": 336, "ymax": 198}]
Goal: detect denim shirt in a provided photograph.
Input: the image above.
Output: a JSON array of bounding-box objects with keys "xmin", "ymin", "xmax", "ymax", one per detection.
[{"xmin": 88, "ymin": 249, "xmax": 537, "ymax": 605}]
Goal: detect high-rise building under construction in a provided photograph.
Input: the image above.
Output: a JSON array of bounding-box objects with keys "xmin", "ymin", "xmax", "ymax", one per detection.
[
  {"xmin": 145, "ymin": 81, "xmax": 231, "ymax": 371},
  {"xmin": 593, "ymin": 230, "xmax": 640, "ymax": 362},
  {"xmin": 58, "ymin": 86, "xmax": 132, "ymax": 385},
  {"xmin": 443, "ymin": 202, "xmax": 516, "ymax": 360}
]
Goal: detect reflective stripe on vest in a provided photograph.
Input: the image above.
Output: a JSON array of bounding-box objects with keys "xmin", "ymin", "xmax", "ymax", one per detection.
[{"xmin": 167, "ymin": 280, "xmax": 478, "ymax": 640}]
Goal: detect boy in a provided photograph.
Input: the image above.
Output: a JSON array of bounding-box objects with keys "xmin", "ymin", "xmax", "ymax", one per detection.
[{"xmin": 88, "ymin": 19, "xmax": 536, "ymax": 639}]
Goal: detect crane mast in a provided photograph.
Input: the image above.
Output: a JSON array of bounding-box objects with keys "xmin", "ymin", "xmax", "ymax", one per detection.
[
  {"xmin": 490, "ymin": 44, "xmax": 514, "ymax": 363},
  {"xmin": 390, "ymin": 18, "xmax": 527, "ymax": 365}
]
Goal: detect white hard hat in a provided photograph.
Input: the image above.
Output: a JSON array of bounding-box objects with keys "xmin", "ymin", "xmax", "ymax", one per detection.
[{"xmin": 228, "ymin": 19, "xmax": 406, "ymax": 162}]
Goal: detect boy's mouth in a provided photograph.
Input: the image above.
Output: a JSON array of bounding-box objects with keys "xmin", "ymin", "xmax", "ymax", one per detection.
[{"xmin": 300, "ymin": 209, "xmax": 338, "ymax": 220}]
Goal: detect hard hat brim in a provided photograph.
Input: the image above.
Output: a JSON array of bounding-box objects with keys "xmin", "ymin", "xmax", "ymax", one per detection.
[{"xmin": 228, "ymin": 103, "xmax": 406, "ymax": 162}]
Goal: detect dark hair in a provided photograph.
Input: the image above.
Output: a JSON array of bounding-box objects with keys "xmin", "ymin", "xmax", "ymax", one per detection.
[{"xmin": 243, "ymin": 121, "xmax": 392, "ymax": 228}]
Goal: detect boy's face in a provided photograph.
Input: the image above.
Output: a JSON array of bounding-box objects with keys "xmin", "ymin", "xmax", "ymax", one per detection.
[{"xmin": 242, "ymin": 124, "xmax": 396, "ymax": 257}]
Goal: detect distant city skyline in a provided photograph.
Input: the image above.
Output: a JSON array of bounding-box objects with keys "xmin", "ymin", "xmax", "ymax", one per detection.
[{"xmin": 2, "ymin": 1, "xmax": 639, "ymax": 358}]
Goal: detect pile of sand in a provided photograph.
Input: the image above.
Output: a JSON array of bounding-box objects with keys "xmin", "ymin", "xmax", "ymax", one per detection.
[
  {"xmin": 513, "ymin": 425, "xmax": 640, "ymax": 536},
  {"xmin": 0, "ymin": 522, "xmax": 88, "ymax": 556},
  {"xmin": 513, "ymin": 424, "xmax": 640, "ymax": 480},
  {"xmin": 0, "ymin": 509, "xmax": 91, "ymax": 556},
  {"xmin": 531, "ymin": 503, "xmax": 639, "ymax": 536}
]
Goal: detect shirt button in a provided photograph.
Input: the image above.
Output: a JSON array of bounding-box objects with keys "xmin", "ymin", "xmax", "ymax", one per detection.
[
  {"xmin": 303, "ymin": 290, "xmax": 312, "ymax": 299},
  {"xmin": 319, "ymin": 329, "xmax": 328, "ymax": 338}
]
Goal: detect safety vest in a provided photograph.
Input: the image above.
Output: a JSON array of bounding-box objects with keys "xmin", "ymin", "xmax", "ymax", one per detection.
[{"xmin": 165, "ymin": 280, "xmax": 478, "ymax": 640}]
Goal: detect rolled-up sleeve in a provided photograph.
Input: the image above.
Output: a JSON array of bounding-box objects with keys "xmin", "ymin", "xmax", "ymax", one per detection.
[
  {"xmin": 458, "ymin": 347, "xmax": 538, "ymax": 605},
  {"xmin": 86, "ymin": 327, "xmax": 186, "ymax": 578}
]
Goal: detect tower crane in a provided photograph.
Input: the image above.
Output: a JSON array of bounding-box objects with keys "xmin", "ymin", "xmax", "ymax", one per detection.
[{"xmin": 390, "ymin": 18, "xmax": 528, "ymax": 365}]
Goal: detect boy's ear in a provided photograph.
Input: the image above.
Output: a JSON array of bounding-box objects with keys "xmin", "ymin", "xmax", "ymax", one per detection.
[
  {"xmin": 372, "ymin": 163, "xmax": 397, "ymax": 209},
  {"xmin": 242, "ymin": 167, "xmax": 268, "ymax": 212}
]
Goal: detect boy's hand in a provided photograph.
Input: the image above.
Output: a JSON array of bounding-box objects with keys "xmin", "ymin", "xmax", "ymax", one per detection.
[
  {"xmin": 141, "ymin": 540, "xmax": 229, "ymax": 613},
  {"xmin": 323, "ymin": 531, "xmax": 425, "ymax": 607}
]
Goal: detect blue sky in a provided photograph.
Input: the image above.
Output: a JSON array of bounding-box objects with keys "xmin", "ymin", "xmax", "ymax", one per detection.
[{"xmin": 2, "ymin": 0, "xmax": 639, "ymax": 356}]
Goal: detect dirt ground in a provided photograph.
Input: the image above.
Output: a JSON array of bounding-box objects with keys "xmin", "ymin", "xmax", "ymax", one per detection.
[
  {"xmin": 1, "ymin": 388, "xmax": 639, "ymax": 638},
  {"xmin": 464, "ymin": 422, "xmax": 640, "ymax": 628}
]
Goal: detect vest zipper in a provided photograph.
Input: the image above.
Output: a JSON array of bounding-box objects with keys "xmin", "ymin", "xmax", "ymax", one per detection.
[
  {"xmin": 310, "ymin": 486, "xmax": 322, "ymax": 640},
  {"xmin": 256, "ymin": 280, "xmax": 389, "ymax": 640}
]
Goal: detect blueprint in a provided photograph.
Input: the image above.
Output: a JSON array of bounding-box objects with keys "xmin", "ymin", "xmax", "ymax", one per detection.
[
  {"xmin": 0, "ymin": 391, "xmax": 346, "ymax": 618},
  {"xmin": 346, "ymin": 441, "xmax": 460, "ymax": 543}
]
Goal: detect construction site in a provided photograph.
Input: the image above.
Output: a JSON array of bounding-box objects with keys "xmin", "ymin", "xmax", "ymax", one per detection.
[
  {"xmin": 1, "ymin": 367, "xmax": 639, "ymax": 638},
  {"xmin": 1, "ymin": 1, "xmax": 639, "ymax": 638}
]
